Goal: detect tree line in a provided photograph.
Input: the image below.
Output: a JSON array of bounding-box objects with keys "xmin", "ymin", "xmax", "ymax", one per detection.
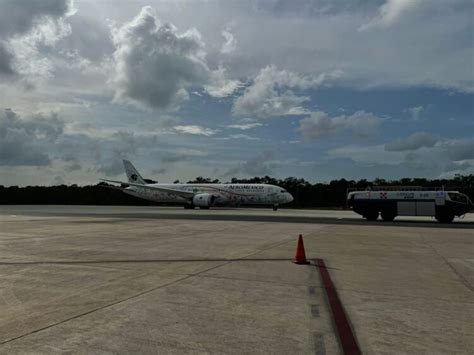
[{"xmin": 1, "ymin": 174, "xmax": 473, "ymax": 208}]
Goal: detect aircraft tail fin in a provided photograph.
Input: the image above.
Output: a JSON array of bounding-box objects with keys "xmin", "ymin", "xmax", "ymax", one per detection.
[{"xmin": 123, "ymin": 160, "xmax": 146, "ymax": 185}]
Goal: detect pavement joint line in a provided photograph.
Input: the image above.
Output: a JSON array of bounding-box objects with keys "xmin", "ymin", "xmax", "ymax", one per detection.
[
  {"xmin": 421, "ymin": 235, "xmax": 474, "ymax": 292},
  {"xmin": 194, "ymin": 273, "xmax": 324, "ymax": 288},
  {"xmin": 0, "ymin": 275, "xmax": 185, "ymax": 345},
  {"xmin": 2, "ymin": 268, "xmax": 168, "ymax": 320},
  {"xmin": 315, "ymin": 258, "xmax": 361, "ymax": 355},
  {"xmin": 57, "ymin": 262, "xmax": 143, "ymax": 271},
  {"xmin": 4, "ymin": 260, "xmax": 157, "ymax": 272},
  {"xmin": 0, "ymin": 258, "xmax": 320, "ymax": 265},
  {"xmin": 238, "ymin": 235, "xmax": 303, "ymax": 259},
  {"xmin": 0, "ymin": 261, "xmax": 231, "ymax": 346},
  {"xmin": 0, "ymin": 232, "xmax": 333, "ymax": 268}
]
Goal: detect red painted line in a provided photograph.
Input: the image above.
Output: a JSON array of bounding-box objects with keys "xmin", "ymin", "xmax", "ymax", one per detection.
[{"xmin": 315, "ymin": 258, "xmax": 361, "ymax": 355}]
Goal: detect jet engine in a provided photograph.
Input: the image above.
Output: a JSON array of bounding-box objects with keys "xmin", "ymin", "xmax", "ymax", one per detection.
[{"xmin": 192, "ymin": 193, "xmax": 216, "ymax": 207}]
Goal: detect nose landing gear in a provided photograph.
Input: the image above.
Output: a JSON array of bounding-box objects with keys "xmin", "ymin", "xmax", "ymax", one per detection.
[{"xmin": 273, "ymin": 204, "xmax": 279, "ymax": 211}]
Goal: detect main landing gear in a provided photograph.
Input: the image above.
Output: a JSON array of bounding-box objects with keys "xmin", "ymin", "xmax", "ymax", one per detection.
[
  {"xmin": 273, "ymin": 204, "xmax": 279, "ymax": 211},
  {"xmin": 184, "ymin": 204, "xmax": 195, "ymax": 209}
]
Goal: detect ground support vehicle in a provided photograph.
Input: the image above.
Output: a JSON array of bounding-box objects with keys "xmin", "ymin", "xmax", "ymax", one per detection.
[{"xmin": 347, "ymin": 188, "xmax": 472, "ymax": 223}]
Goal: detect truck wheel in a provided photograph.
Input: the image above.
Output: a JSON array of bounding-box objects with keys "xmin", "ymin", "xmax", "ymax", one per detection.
[
  {"xmin": 436, "ymin": 213, "xmax": 454, "ymax": 223},
  {"xmin": 365, "ymin": 211, "xmax": 379, "ymax": 221},
  {"xmin": 381, "ymin": 211, "xmax": 396, "ymax": 222}
]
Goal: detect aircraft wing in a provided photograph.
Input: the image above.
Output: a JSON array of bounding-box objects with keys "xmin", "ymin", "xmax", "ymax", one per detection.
[
  {"xmin": 100, "ymin": 179, "xmax": 195, "ymax": 198},
  {"xmin": 99, "ymin": 183, "xmax": 126, "ymax": 191}
]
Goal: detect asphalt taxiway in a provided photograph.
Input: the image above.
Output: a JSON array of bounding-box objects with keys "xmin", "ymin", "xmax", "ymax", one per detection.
[{"xmin": 0, "ymin": 206, "xmax": 473, "ymax": 354}]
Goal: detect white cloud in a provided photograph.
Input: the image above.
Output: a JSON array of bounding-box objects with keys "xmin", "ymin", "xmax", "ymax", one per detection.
[
  {"xmin": 111, "ymin": 7, "xmax": 207, "ymax": 110},
  {"xmin": 226, "ymin": 123, "xmax": 263, "ymax": 130},
  {"xmin": 232, "ymin": 65, "xmax": 342, "ymax": 118},
  {"xmin": 2, "ymin": 0, "xmax": 472, "ymax": 100},
  {"xmin": 214, "ymin": 1, "xmax": 471, "ymax": 93},
  {"xmin": 0, "ymin": 108, "xmax": 65, "ymax": 166},
  {"xmin": 0, "ymin": 44, "xmax": 15, "ymax": 78},
  {"xmin": 173, "ymin": 125, "xmax": 218, "ymax": 136},
  {"xmin": 385, "ymin": 132, "xmax": 438, "ymax": 151},
  {"xmin": 438, "ymin": 161, "xmax": 474, "ymax": 179},
  {"xmin": 215, "ymin": 134, "xmax": 259, "ymax": 141},
  {"xmin": 405, "ymin": 105, "xmax": 424, "ymax": 120},
  {"xmin": 297, "ymin": 110, "xmax": 383, "ymax": 140},
  {"xmin": 160, "ymin": 147, "xmax": 208, "ymax": 165},
  {"xmin": 59, "ymin": 13, "xmax": 115, "ymax": 62},
  {"xmin": 328, "ymin": 144, "xmax": 410, "ymax": 168},
  {"xmin": 0, "ymin": 0, "xmax": 75, "ymax": 83},
  {"xmin": 224, "ymin": 149, "xmax": 276, "ymax": 176},
  {"xmin": 111, "ymin": 6, "xmax": 239, "ymax": 110},
  {"xmin": 327, "ymin": 137, "xmax": 474, "ymax": 177},
  {"xmin": 0, "ymin": 0, "xmax": 74, "ymax": 36},
  {"xmin": 221, "ymin": 30, "xmax": 237, "ymax": 54},
  {"xmin": 441, "ymin": 138, "xmax": 474, "ymax": 161},
  {"xmin": 359, "ymin": 0, "xmax": 423, "ymax": 31},
  {"xmin": 95, "ymin": 130, "xmax": 158, "ymax": 176},
  {"xmin": 175, "ymin": 148, "xmax": 207, "ymax": 157},
  {"xmin": 8, "ymin": 18, "xmax": 72, "ymax": 83},
  {"xmin": 204, "ymin": 66, "xmax": 242, "ymax": 98}
]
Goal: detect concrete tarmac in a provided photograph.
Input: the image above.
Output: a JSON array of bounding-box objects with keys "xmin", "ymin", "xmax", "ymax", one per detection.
[
  {"xmin": 0, "ymin": 206, "xmax": 473, "ymax": 354},
  {"xmin": 1, "ymin": 205, "xmax": 474, "ymax": 228}
]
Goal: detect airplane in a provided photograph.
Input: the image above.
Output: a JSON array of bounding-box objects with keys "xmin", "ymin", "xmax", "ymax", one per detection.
[{"xmin": 101, "ymin": 160, "xmax": 294, "ymax": 210}]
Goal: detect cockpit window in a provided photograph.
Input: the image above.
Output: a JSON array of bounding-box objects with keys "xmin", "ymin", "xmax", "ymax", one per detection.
[{"xmin": 280, "ymin": 190, "xmax": 286, "ymax": 193}]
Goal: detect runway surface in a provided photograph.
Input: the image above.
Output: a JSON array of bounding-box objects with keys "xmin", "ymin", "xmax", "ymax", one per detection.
[
  {"xmin": 0, "ymin": 206, "xmax": 473, "ymax": 354},
  {"xmin": 1, "ymin": 205, "xmax": 473, "ymax": 229}
]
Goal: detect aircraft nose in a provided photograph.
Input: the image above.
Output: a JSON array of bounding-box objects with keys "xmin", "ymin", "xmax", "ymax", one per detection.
[{"xmin": 287, "ymin": 193, "xmax": 294, "ymax": 202}]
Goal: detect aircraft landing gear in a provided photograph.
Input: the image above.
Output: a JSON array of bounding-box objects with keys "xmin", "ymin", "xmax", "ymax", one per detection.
[
  {"xmin": 184, "ymin": 204, "xmax": 195, "ymax": 209},
  {"xmin": 273, "ymin": 204, "xmax": 279, "ymax": 211}
]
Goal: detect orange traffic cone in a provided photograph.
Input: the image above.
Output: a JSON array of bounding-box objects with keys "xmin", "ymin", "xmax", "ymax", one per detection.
[{"xmin": 293, "ymin": 234, "xmax": 309, "ymax": 264}]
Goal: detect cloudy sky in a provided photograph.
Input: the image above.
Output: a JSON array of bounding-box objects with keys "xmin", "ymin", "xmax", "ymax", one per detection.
[{"xmin": 0, "ymin": 0, "xmax": 473, "ymax": 186}]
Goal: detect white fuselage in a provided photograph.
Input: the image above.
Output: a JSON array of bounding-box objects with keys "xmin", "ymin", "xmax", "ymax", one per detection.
[{"xmin": 124, "ymin": 183, "xmax": 293, "ymax": 206}]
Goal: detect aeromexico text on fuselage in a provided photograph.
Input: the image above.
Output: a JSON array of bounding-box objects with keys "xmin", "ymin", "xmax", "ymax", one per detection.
[
  {"xmin": 100, "ymin": 160, "xmax": 294, "ymax": 210},
  {"xmin": 229, "ymin": 185, "xmax": 264, "ymax": 190}
]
